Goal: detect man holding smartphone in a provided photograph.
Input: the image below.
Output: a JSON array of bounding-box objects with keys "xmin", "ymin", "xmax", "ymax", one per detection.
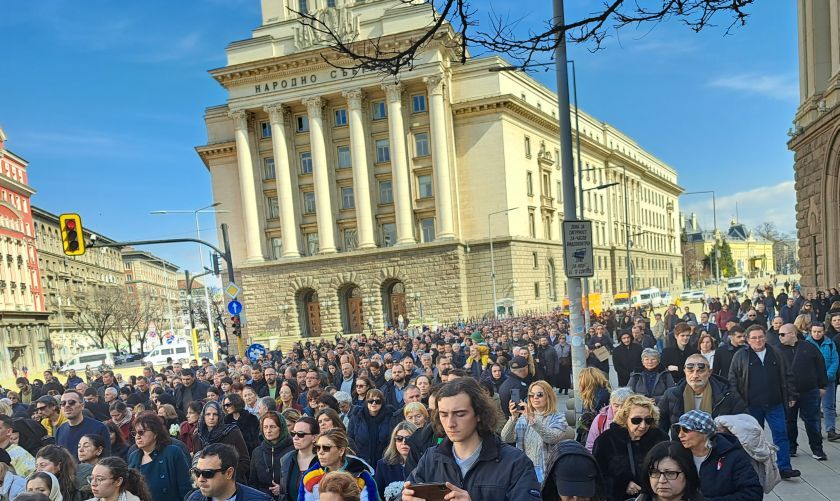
[
  {"xmin": 402, "ymin": 378, "xmax": 541, "ymax": 501},
  {"xmin": 498, "ymin": 356, "xmax": 532, "ymax": 418}
]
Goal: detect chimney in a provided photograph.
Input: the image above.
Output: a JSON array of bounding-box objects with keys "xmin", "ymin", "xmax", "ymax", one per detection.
[
  {"xmin": 679, "ymin": 213, "xmax": 686, "ymax": 231},
  {"xmin": 690, "ymin": 213, "xmax": 698, "ymax": 231}
]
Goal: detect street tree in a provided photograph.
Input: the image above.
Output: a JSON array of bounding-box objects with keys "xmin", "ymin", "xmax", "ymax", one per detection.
[
  {"xmin": 65, "ymin": 286, "xmax": 128, "ymax": 349},
  {"xmin": 295, "ymin": 0, "xmax": 756, "ymax": 75}
]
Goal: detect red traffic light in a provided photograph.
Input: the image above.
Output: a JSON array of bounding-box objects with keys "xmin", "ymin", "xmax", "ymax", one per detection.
[{"xmin": 65, "ymin": 219, "xmax": 76, "ymax": 231}]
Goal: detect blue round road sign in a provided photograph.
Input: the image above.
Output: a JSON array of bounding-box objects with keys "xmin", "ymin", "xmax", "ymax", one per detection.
[
  {"xmin": 227, "ymin": 300, "xmax": 243, "ymax": 315},
  {"xmin": 246, "ymin": 343, "xmax": 267, "ymax": 362}
]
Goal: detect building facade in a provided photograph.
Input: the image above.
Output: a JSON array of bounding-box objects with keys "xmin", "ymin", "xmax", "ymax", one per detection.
[
  {"xmin": 0, "ymin": 127, "xmax": 50, "ymax": 373},
  {"xmin": 122, "ymin": 248, "xmax": 182, "ymax": 337},
  {"xmin": 32, "ymin": 207, "xmax": 125, "ymax": 359},
  {"xmin": 682, "ymin": 213, "xmax": 775, "ymax": 282},
  {"xmin": 197, "ymin": 0, "xmax": 683, "ymax": 341},
  {"xmin": 790, "ymin": 0, "xmax": 840, "ymax": 291}
]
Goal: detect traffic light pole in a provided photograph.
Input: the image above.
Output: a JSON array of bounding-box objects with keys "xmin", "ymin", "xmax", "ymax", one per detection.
[
  {"xmin": 88, "ymin": 223, "xmax": 241, "ymax": 358},
  {"xmin": 186, "ymin": 269, "xmax": 221, "ymax": 360}
]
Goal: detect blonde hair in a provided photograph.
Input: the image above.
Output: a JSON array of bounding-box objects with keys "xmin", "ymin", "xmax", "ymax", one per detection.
[
  {"xmin": 0, "ymin": 401, "xmax": 11, "ymax": 417},
  {"xmin": 158, "ymin": 404, "xmax": 178, "ymax": 420},
  {"xmin": 526, "ymin": 380, "xmax": 557, "ymax": 415},
  {"xmin": 578, "ymin": 367, "xmax": 611, "ymax": 411},
  {"xmin": 381, "ymin": 421, "xmax": 418, "ymax": 466},
  {"xmin": 614, "ymin": 394, "xmax": 660, "ymax": 428},
  {"xmin": 793, "ymin": 314, "xmax": 812, "ymax": 333},
  {"xmin": 403, "ymin": 402, "xmax": 428, "ymax": 420}
]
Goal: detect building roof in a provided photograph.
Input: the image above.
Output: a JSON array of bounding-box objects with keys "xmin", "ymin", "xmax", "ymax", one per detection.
[{"xmin": 726, "ymin": 222, "xmax": 751, "ymax": 241}]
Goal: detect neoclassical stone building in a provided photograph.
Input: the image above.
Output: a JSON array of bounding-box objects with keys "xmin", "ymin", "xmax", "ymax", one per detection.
[
  {"xmin": 197, "ymin": 0, "xmax": 684, "ymax": 343},
  {"xmin": 790, "ymin": 0, "xmax": 840, "ymax": 291}
]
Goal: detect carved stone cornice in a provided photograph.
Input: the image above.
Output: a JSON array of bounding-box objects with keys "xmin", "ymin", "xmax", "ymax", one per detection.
[
  {"xmin": 195, "ymin": 141, "xmax": 237, "ymax": 169},
  {"xmin": 342, "ymin": 89, "xmax": 364, "ymax": 110},
  {"xmin": 382, "ymin": 83, "xmax": 403, "ymax": 104},
  {"xmin": 302, "ymin": 96, "xmax": 324, "ymax": 119}
]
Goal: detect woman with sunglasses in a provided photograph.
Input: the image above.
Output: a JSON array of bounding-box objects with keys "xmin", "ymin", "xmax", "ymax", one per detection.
[
  {"xmin": 351, "ymin": 377, "xmax": 373, "ymax": 408},
  {"xmin": 374, "ymin": 421, "xmax": 417, "ymax": 501},
  {"xmin": 249, "ymin": 412, "xmax": 294, "ymax": 498},
  {"xmin": 194, "ymin": 401, "xmax": 251, "ymax": 483},
  {"xmin": 632, "ymin": 441, "xmax": 702, "ymax": 501},
  {"xmin": 299, "ymin": 429, "xmax": 377, "ymax": 501},
  {"xmin": 86, "ymin": 457, "xmax": 154, "ymax": 501},
  {"xmin": 592, "ymin": 394, "xmax": 668, "ymax": 501},
  {"xmin": 222, "ymin": 393, "xmax": 260, "ymax": 453},
  {"xmin": 501, "ymin": 380, "xmax": 571, "ymax": 482},
  {"xmin": 347, "ymin": 389, "xmax": 394, "ymax": 467},
  {"xmin": 277, "ymin": 416, "xmax": 319, "ymax": 501},
  {"xmin": 126, "ymin": 412, "xmax": 191, "ymax": 501}
]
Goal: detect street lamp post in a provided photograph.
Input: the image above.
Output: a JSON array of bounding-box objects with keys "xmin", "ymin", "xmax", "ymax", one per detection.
[
  {"xmin": 682, "ymin": 191, "xmax": 719, "ymax": 295},
  {"xmin": 488, "ymin": 207, "xmax": 519, "ymax": 317}
]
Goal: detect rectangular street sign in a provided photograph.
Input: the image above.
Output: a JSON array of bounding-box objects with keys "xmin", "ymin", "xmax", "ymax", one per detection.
[
  {"xmin": 562, "ymin": 220, "xmax": 594, "ymax": 278},
  {"xmin": 225, "ymin": 282, "xmax": 240, "ymax": 299}
]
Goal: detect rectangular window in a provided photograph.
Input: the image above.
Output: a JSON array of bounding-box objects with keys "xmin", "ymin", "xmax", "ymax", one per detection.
[
  {"xmin": 372, "ymin": 101, "xmax": 387, "ymax": 120},
  {"xmin": 266, "ymin": 196, "xmax": 280, "ymax": 219},
  {"xmin": 375, "ymin": 139, "xmax": 390, "ymax": 163},
  {"xmin": 334, "ymin": 108, "xmax": 348, "ymax": 126},
  {"xmin": 270, "ymin": 237, "xmax": 283, "ymax": 259},
  {"xmin": 262, "ymin": 157, "xmax": 276, "ymax": 180},
  {"xmin": 382, "ymin": 223, "xmax": 397, "ymax": 247},
  {"xmin": 327, "ymin": 0, "xmax": 336, "ymax": 7},
  {"xmin": 379, "ymin": 180, "xmax": 393, "ymax": 204},
  {"xmin": 296, "ymin": 115, "xmax": 309, "ymax": 133},
  {"xmin": 337, "ymin": 146, "xmax": 352, "ymax": 169},
  {"xmin": 525, "ymin": 136, "xmax": 531, "ymax": 157},
  {"xmin": 303, "ymin": 191, "xmax": 316, "ymax": 214},
  {"xmin": 341, "ymin": 187, "xmax": 355, "ymax": 209},
  {"xmin": 414, "ymin": 132, "xmax": 430, "ymax": 157},
  {"xmin": 343, "ymin": 228, "xmax": 357, "ymax": 251},
  {"xmin": 299, "ymin": 151, "xmax": 313, "ymax": 174},
  {"xmin": 526, "ymin": 172, "xmax": 534, "ymax": 196},
  {"xmin": 260, "ymin": 121, "xmax": 272, "ymax": 139},
  {"xmin": 534, "ymin": 282, "xmax": 540, "ymax": 298},
  {"xmin": 306, "ymin": 233, "xmax": 319, "ymax": 256},
  {"xmin": 412, "ymin": 94, "xmax": 427, "ymax": 113},
  {"xmin": 420, "ymin": 218, "xmax": 435, "ymax": 242},
  {"xmin": 418, "ymin": 174, "xmax": 433, "ymax": 198},
  {"xmin": 298, "ymin": 0, "xmax": 308, "ymax": 14},
  {"xmin": 528, "ymin": 210, "xmax": 536, "ymax": 238},
  {"xmin": 532, "ymin": 252, "xmax": 538, "ymax": 268}
]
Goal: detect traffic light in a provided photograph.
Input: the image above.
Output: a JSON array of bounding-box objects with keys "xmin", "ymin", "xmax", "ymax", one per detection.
[
  {"xmin": 59, "ymin": 213, "xmax": 85, "ymax": 256},
  {"xmin": 231, "ymin": 315, "xmax": 242, "ymax": 337},
  {"xmin": 211, "ymin": 253, "xmax": 221, "ymax": 276}
]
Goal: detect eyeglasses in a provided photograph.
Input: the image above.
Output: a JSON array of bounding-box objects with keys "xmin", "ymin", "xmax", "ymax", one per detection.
[
  {"xmin": 528, "ymin": 392, "xmax": 545, "ymax": 399},
  {"xmin": 395, "ymin": 436, "xmax": 409, "ymax": 443},
  {"xmin": 191, "ymin": 468, "xmax": 225, "ymax": 479},
  {"xmin": 314, "ymin": 444, "xmax": 335, "ymax": 453},
  {"xmin": 87, "ymin": 476, "xmax": 113, "ymax": 485},
  {"xmin": 61, "ymin": 400, "xmax": 79, "ymax": 407},
  {"xmin": 684, "ymin": 363, "xmax": 708, "ymax": 371},
  {"xmin": 367, "ymin": 399, "xmax": 382, "ymax": 405},
  {"xmin": 630, "ymin": 416, "xmax": 655, "ymax": 425},
  {"xmin": 291, "ymin": 431, "xmax": 314, "ymax": 439},
  {"xmin": 649, "ymin": 470, "xmax": 682, "ymax": 481}
]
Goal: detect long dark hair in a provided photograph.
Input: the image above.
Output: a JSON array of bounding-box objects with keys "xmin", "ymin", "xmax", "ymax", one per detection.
[
  {"xmin": 35, "ymin": 445, "xmax": 76, "ymax": 501},
  {"xmin": 97, "ymin": 457, "xmax": 154, "ymax": 501},
  {"xmin": 105, "ymin": 421, "xmax": 128, "ymax": 448},
  {"xmin": 133, "ymin": 411, "xmax": 172, "ymax": 451},
  {"xmin": 639, "ymin": 441, "xmax": 701, "ymax": 499}
]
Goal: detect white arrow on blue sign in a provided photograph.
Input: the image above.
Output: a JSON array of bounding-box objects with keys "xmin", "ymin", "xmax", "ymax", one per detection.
[{"xmin": 227, "ymin": 300, "xmax": 243, "ymax": 315}]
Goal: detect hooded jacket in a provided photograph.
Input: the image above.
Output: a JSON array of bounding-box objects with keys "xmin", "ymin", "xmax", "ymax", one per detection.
[
  {"xmin": 249, "ymin": 436, "xmax": 295, "ymax": 496},
  {"xmin": 694, "ymin": 432, "xmax": 763, "ymax": 501},
  {"xmin": 347, "ymin": 402, "xmax": 395, "ymax": 466},
  {"xmin": 298, "ymin": 456, "xmax": 377, "ymax": 501},
  {"xmin": 714, "ymin": 414, "xmax": 780, "ymax": 494},
  {"xmin": 657, "ymin": 374, "xmax": 747, "ymax": 432},
  {"xmin": 406, "ymin": 433, "xmax": 540, "ymax": 501}
]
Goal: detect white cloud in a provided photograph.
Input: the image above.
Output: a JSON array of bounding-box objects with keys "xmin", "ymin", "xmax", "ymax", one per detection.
[
  {"xmin": 679, "ymin": 180, "xmax": 797, "ymax": 237},
  {"xmin": 708, "ymin": 73, "xmax": 798, "ymax": 101}
]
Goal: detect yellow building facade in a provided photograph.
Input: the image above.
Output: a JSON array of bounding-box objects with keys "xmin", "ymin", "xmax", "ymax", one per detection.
[{"xmin": 197, "ymin": 0, "xmax": 684, "ymax": 342}]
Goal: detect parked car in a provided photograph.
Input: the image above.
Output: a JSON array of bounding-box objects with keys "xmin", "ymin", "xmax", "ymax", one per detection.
[{"xmin": 114, "ymin": 351, "xmax": 144, "ymax": 365}]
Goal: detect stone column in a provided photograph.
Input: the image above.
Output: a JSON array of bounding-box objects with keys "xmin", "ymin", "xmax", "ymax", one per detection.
[
  {"xmin": 302, "ymin": 96, "xmax": 337, "ymax": 254},
  {"xmin": 382, "ymin": 83, "xmax": 416, "ymax": 245},
  {"xmin": 342, "ymin": 89, "xmax": 376, "ymax": 249},
  {"xmin": 424, "ymin": 75, "xmax": 455, "ymax": 240},
  {"xmin": 229, "ymin": 110, "xmax": 264, "ymax": 262},
  {"xmin": 264, "ymin": 103, "xmax": 301, "ymax": 258}
]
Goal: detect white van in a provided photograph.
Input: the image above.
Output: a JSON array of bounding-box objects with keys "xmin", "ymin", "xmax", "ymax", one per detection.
[
  {"xmin": 639, "ymin": 287, "xmax": 662, "ymax": 308},
  {"xmin": 727, "ymin": 277, "xmax": 749, "ymax": 295},
  {"xmin": 60, "ymin": 349, "xmax": 115, "ymax": 373},
  {"xmin": 142, "ymin": 342, "xmax": 194, "ymax": 367}
]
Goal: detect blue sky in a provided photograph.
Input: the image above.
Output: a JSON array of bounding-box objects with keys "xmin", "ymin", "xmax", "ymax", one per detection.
[{"xmin": 0, "ymin": 0, "xmax": 798, "ymax": 277}]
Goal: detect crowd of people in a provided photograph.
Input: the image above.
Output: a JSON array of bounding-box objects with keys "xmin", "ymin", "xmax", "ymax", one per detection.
[{"xmin": 0, "ymin": 281, "xmax": 834, "ymax": 501}]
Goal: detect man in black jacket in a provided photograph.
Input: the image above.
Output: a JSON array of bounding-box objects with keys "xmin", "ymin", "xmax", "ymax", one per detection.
[
  {"xmin": 712, "ymin": 325, "xmax": 746, "ymax": 378},
  {"xmin": 658, "ymin": 353, "xmax": 746, "ymax": 433},
  {"xmin": 535, "ymin": 336, "xmax": 559, "ymax": 388},
  {"xmin": 729, "ymin": 324, "xmax": 800, "ymax": 479},
  {"xmin": 778, "ymin": 323, "xmax": 828, "ymax": 460},
  {"xmin": 497, "ymin": 357, "xmax": 532, "ymax": 418},
  {"xmin": 174, "ymin": 369, "xmax": 210, "ymax": 417},
  {"xmin": 661, "ymin": 323, "xmax": 698, "ymax": 382},
  {"xmin": 612, "ymin": 331, "xmax": 643, "ymax": 386},
  {"xmin": 380, "ymin": 363, "xmax": 408, "ymax": 408},
  {"xmin": 403, "ymin": 378, "xmax": 539, "ymax": 501}
]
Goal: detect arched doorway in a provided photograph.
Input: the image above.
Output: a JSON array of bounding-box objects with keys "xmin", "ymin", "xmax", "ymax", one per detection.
[
  {"xmin": 298, "ymin": 289, "xmax": 321, "ymax": 337},
  {"xmin": 382, "ymin": 281, "xmax": 407, "ymax": 328},
  {"xmin": 339, "ymin": 284, "xmax": 364, "ymax": 334}
]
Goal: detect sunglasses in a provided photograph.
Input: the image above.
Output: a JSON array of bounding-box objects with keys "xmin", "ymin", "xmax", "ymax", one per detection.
[
  {"xmin": 61, "ymin": 400, "xmax": 79, "ymax": 407},
  {"xmin": 684, "ymin": 363, "xmax": 708, "ymax": 371},
  {"xmin": 528, "ymin": 392, "xmax": 545, "ymax": 399},
  {"xmin": 191, "ymin": 468, "xmax": 225, "ymax": 479},
  {"xmin": 314, "ymin": 444, "xmax": 335, "ymax": 453},
  {"xmin": 35, "ymin": 406, "xmax": 47, "ymax": 412},
  {"xmin": 395, "ymin": 436, "xmax": 409, "ymax": 443},
  {"xmin": 367, "ymin": 399, "xmax": 382, "ymax": 405},
  {"xmin": 222, "ymin": 403, "xmax": 232, "ymax": 408},
  {"xmin": 630, "ymin": 416, "xmax": 655, "ymax": 425},
  {"xmin": 290, "ymin": 431, "xmax": 314, "ymax": 439}
]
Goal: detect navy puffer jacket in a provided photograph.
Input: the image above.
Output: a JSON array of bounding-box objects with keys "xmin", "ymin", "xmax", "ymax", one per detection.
[
  {"xmin": 347, "ymin": 403, "xmax": 395, "ymax": 466},
  {"xmin": 696, "ymin": 433, "xmax": 763, "ymax": 501}
]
